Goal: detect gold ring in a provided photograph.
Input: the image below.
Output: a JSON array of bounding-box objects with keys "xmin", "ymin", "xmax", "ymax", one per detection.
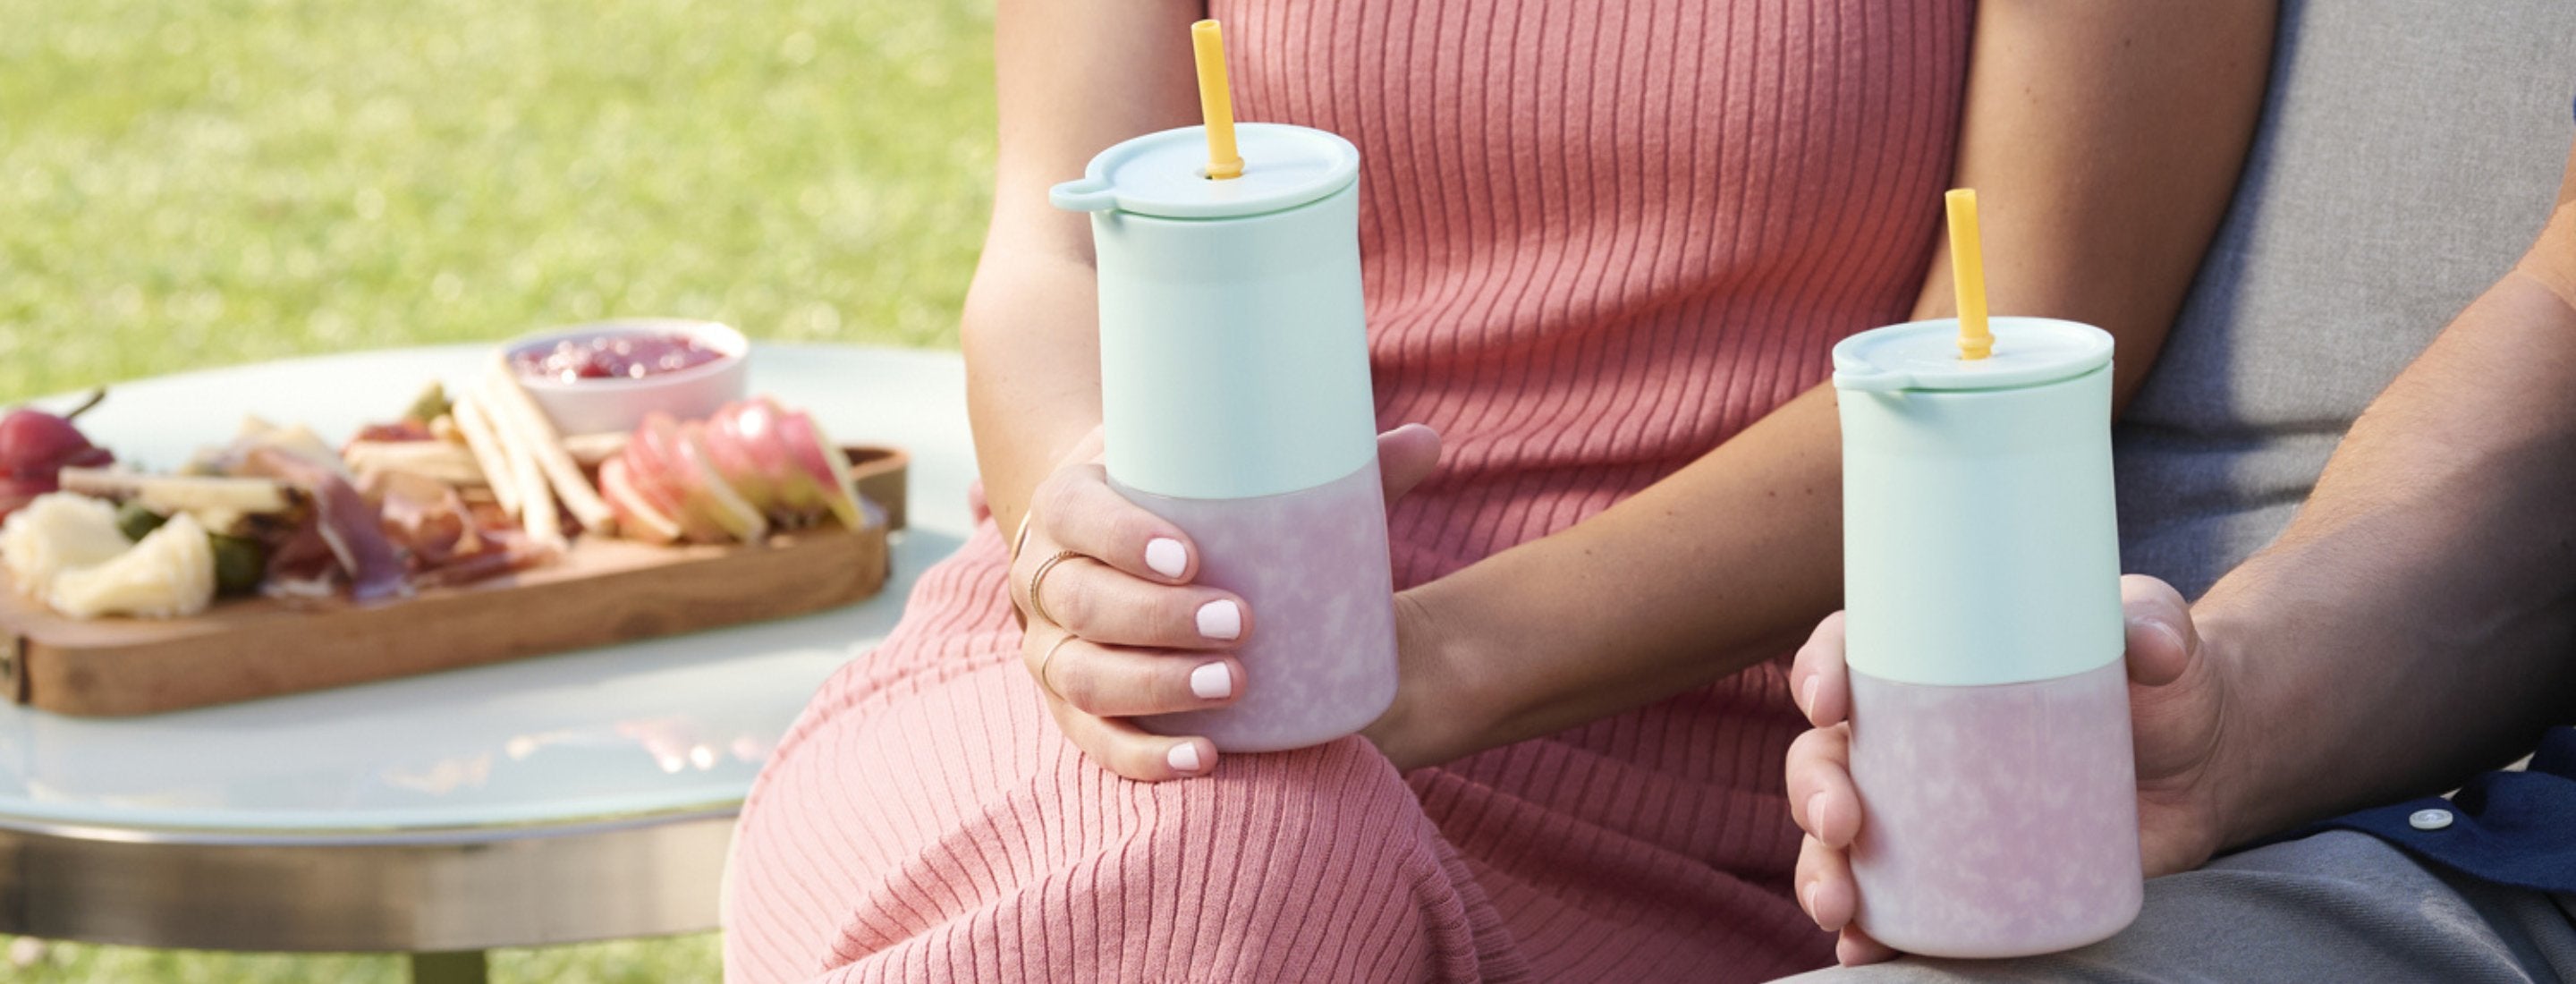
[
  {"xmin": 1010, "ymin": 508, "xmax": 1035, "ymax": 563},
  {"xmin": 1026, "ymin": 549, "xmax": 1082, "ymax": 627},
  {"xmin": 1035, "ymin": 632, "xmax": 1077, "ymax": 698}
]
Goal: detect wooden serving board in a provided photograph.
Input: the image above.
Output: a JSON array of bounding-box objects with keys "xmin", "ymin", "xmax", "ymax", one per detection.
[{"xmin": 0, "ymin": 446, "xmax": 909, "ymax": 717}]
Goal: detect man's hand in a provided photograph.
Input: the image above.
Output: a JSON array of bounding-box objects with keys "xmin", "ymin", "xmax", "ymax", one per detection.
[{"xmin": 1782, "ymin": 575, "xmax": 2242, "ymax": 965}]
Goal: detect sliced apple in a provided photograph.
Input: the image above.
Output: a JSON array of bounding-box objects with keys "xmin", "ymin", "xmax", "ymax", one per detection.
[
  {"xmin": 627, "ymin": 414, "xmax": 729, "ymax": 544},
  {"xmin": 701, "ymin": 399, "xmax": 790, "ymax": 508},
  {"xmin": 611, "ymin": 402, "xmax": 864, "ymax": 541},
  {"xmin": 614, "ymin": 442, "xmax": 694, "ymax": 534},
  {"xmin": 775, "ymin": 410, "xmax": 867, "ymax": 530},
  {"xmin": 598, "ymin": 457, "xmax": 682, "ymax": 545},
  {"xmin": 675, "ymin": 423, "xmax": 768, "ymax": 543}
]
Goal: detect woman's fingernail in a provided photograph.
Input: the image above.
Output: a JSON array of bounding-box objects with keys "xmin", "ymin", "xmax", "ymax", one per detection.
[
  {"xmin": 1803, "ymin": 883, "xmax": 1822, "ymax": 920},
  {"xmin": 1196, "ymin": 599, "xmax": 1242, "ymax": 640},
  {"xmin": 1800, "ymin": 675, "xmax": 1821, "ymax": 717},
  {"xmin": 1806, "ymin": 792, "xmax": 1830, "ymax": 834},
  {"xmin": 1145, "ymin": 539, "xmax": 1188, "ymax": 579},
  {"xmin": 1167, "ymin": 742, "xmax": 1203, "ymax": 773},
  {"xmin": 1191, "ymin": 662, "xmax": 1233, "ymax": 700}
]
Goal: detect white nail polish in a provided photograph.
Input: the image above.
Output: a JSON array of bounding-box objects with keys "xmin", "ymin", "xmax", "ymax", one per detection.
[
  {"xmin": 1167, "ymin": 742, "xmax": 1202, "ymax": 772},
  {"xmin": 1196, "ymin": 599, "xmax": 1242, "ymax": 640},
  {"xmin": 1145, "ymin": 538, "xmax": 1188, "ymax": 579},
  {"xmin": 1190, "ymin": 662, "xmax": 1233, "ymax": 700}
]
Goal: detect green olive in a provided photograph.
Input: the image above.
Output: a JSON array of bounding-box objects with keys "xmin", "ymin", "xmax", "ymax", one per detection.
[
  {"xmin": 116, "ymin": 501, "xmax": 169, "ymax": 542},
  {"xmin": 403, "ymin": 381, "xmax": 452, "ymax": 426},
  {"xmin": 208, "ymin": 534, "xmax": 267, "ymax": 596}
]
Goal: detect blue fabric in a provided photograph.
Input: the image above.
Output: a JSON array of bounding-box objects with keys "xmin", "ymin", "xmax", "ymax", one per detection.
[{"xmin": 2308, "ymin": 726, "xmax": 2576, "ymax": 895}]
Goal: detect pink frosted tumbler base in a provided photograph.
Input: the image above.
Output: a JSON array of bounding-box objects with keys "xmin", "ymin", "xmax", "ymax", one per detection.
[
  {"xmin": 1848, "ymin": 658, "xmax": 2143, "ymax": 958},
  {"xmin": 1115, "ymin": 462, "xmax": 1399, "ymax": 752}
]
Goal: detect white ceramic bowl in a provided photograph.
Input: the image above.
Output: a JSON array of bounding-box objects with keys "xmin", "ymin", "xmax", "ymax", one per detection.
[{"xmin": 500, "ymin": 319, "xmax": 750, "ymax": 436}]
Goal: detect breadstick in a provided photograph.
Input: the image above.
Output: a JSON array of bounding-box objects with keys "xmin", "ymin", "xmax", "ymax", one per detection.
[
  {"xmin": 480, "ymin": 383, "xmax": 567, "ymax": 549},
  {"xmin": 481, "ymin": 362, "xmax": 615, "ymax": 534},
  {"xmin": 343, "ymin": 439, "xmax": 487, "ymax": 488},
  {"xmin": 450, "ymin": 397, "xmax": 521, "ymax": 516},
  {"xmin": 563, "ymin": 430, "xmax": 631, "ymax": 468}
]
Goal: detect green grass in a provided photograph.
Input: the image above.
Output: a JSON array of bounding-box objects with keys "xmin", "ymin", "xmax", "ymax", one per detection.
[
  {"xmin": 0, "ymin": 0, "xmax": 994, "ymax": 979},
  {"xmin": 0, "ymin": 0, "xmax": 994, "ymax": 403},
  {"xmin": 5, "ymin": 937, "xmax": 721, "ymax": 984}
]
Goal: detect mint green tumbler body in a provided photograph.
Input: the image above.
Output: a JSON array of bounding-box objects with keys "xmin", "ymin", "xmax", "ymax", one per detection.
[
  {"xmin": 1833, "ymin": 317, "xmax": 2143, "ymax": 957},
  {"xmin": 1050, "ymin": 123, "xmax": 1397, "ymax": 753}
]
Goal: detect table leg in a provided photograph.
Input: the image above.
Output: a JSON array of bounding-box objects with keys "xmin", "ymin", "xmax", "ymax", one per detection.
[{"xmin": 409, "ymin": 950, "xmax": 489, "ymax": 984}]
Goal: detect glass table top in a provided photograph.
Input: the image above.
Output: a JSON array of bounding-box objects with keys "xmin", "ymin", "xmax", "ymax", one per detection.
[{"xmin": 0, "ymin": 344, "xmax": 972, "ymax": 833}]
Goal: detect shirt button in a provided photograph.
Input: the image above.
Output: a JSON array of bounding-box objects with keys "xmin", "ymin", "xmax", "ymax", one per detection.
[{"xmin": 2409, "ymin": 808, "xmax": 2454, "ymax": 831}]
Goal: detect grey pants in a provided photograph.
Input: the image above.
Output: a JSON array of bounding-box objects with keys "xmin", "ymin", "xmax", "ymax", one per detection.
[{"xmin": 1777, "ymin": 832, "xmax": 2576, "ymax": 983}]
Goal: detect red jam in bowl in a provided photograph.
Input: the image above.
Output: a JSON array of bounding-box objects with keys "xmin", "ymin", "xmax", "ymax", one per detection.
[{"xmin": 513, "ymin": 333, "xmax": 727, "ymax": 382}]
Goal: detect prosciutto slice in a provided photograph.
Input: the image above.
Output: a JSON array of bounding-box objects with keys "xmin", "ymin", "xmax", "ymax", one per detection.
[
  {"xmin": 352, "ymin": 420, "xmax": 436, "ymax": 445},
  {"xmin": 259, "ymin": 520, "xmax": 343, "ymax": 600},
  {"xmin": 371, "ymin": 471, "xmax": 478, "ymax": 568},
  {"xmin": 245, "ymin": 447, "xmax": 409, "ymax": 602},
  {"xmin": 368, "ymin": 470, "xmax": 555, "ymax": 589}
]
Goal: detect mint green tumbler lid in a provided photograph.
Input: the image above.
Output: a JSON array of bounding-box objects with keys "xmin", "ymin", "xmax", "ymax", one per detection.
[
  {"xmin": 1051, "ymin": 123, "xmax": 1359, "ymax": 219},
  {"xmin": 1052, "ymin": 123, "xmax": 1378, "ymax": 501},
  {"xmin": 1834, "ymin": 318, "xmax": 2125, "ymax": 688},
  {"xmin": 1833, "ymin": 317, "xmax": 2113, "ymax": 393}
]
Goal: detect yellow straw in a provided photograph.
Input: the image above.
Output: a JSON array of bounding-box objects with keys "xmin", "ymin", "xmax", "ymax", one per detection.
[
  {"xmin": 1945, "ymin": 189, "xmax": 1993, "ymax": 361},
  {"xmin": 1192, "ymin": 21, "xmax": 1244, "ymax": 180}
]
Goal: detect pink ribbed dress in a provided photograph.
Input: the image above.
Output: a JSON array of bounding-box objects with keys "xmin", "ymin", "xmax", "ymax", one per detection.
[{"xmin": 727, "ymin": 3, "xmax": 1970, "ymax": 980}]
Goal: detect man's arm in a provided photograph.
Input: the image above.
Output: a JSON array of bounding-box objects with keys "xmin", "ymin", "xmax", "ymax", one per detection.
[
  {"xmin": 2199, "ymin": 138, "xmax": 2576, "ymax": 847},
  {"xmin": 1784, "ymin": 140, "xmax": 2576, "ymax": 964}
]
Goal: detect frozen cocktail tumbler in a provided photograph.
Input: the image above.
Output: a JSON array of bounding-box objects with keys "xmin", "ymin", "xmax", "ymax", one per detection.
[
  {"xmin": 1049, "ymin": 123, "xmax": 1396, "ymax": 752},
  {"xmin": 1833, "ymin": 316, "xmax": 2143, "ymax": 957}
]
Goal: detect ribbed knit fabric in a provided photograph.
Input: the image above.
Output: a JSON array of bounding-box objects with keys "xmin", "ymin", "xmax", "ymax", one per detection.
[{"xmin": 726, "ymin": 3, "xmax": 1970, "ymax": 981}]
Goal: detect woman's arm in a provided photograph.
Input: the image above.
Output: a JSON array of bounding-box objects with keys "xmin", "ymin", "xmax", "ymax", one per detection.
[
  {"xmin": 2193, "ymin": 138, "xmax": 2576, "ymax": 845},
  {"xmin": 964, "ymin": 0, "xmax": 1200, "ymax": 535},
  {"xmin": 1375, "ymin": 1, "xmax": 2279, "ymax": 768},
  {"xmin": 965, "ymin": 2, "xmax": 1429, "ymax": 781}
]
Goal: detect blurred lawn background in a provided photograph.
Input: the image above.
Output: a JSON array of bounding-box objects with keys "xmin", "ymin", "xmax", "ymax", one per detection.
[
  {"xmin": 1, "ymin": 0, "xmax": 996, "ymax": 979},
  {"xmin": 0, "ymin": 0, "xmax": 992, "ymax": 401}
]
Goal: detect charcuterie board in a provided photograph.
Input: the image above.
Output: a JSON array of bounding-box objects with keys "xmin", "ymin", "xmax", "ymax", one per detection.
[{"xmin": 0, "ymin": 446, "xmax": 906, "ymax": 717}]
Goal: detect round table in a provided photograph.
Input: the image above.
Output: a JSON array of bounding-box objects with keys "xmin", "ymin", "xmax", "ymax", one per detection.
[{"xmin": 0, "ymin": 344, "xmax": 973, "ymax": 982}]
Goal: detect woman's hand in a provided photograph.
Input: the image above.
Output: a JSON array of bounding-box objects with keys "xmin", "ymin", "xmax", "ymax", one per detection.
[
  {"xmin": 1782, "ymin": 574, "xmax": 2244, "ymax": 965},
  {"xmin": 1013, "ymin": 423, "xmax": 1442, "ymax": 781}
]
